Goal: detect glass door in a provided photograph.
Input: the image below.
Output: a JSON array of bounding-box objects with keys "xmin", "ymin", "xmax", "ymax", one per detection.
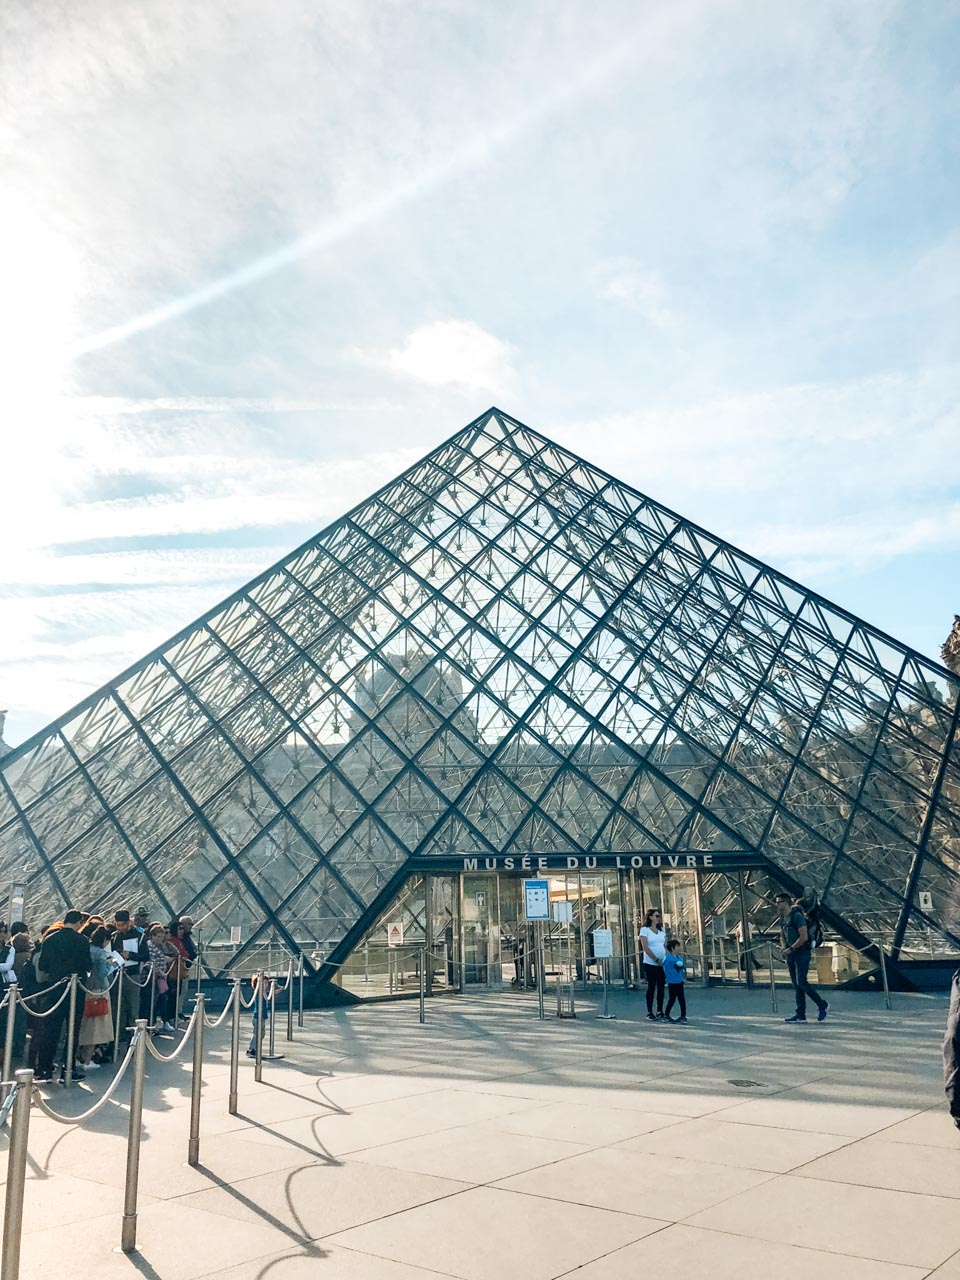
[{"xmin": 462, "ymin": 873, "xmax": 501, "ymax": 987}]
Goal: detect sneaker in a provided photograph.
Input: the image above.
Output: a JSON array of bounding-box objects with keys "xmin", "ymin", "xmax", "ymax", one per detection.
[
  {"xmin": 817, "ymin": 1003, "xmax": 829, "ymax": 1022},
  {"xmin": 162, "ymin": 1022, "xmax": 175, "ymax": 1033},
  {"xmin": 666, "ymin": 1015, "xmax": 679, "ymax": 1023},
  {"xmin": 679, "ymin": 1017, "xmax": 688, "ymax": 1024},
  {"xmin": 783, "ymin": 1014, "xmax": 806, "ymax": 1023},
  {"xmin": 646, "ymin": 1012, "xmax": 656, "ymax": 1021},
  {"xmin": 83, "ymin": 1061, "xmax": 102, "ymax": 1070},
  {"xmin": 245, "ymin": 1050, "xmax": 257, "ymax": 1058}
]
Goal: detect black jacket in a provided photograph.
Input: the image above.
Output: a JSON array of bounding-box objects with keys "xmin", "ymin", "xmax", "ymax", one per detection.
[
  {"xmin": 38, "ymin": 926, "xmax": 92, "ymax": 981},
  {"xmin": 944, "ymin": 968, "xmax": 960, "ymax": 1125},
  {"xmin": 109, "ymin": 927, "xmax": 150, "ymax": 968}
]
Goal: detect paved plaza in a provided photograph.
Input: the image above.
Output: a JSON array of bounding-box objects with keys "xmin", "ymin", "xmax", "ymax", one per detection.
[{"xmin": 2, "ymin": 983, "xmax": 959, "ymax": 1279}]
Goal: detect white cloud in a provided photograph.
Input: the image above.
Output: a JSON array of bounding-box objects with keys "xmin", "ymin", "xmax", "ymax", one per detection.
[
  {"xmin": 381, "ymin": 321, "xmax": 517, "ymax": 395},
  {"xmin": 593, "ymin": 261, "xmax": 676, "ymax": 330}
]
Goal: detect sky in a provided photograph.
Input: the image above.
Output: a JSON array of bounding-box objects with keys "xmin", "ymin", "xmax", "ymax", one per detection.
[{"xmin": 1, "ymin": 0, "xmax": 958, "ymax": 749}]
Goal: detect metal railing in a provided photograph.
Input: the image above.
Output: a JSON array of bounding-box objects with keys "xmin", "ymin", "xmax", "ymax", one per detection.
[{"xmin": 0, "ymin": 961, "xmax": 305, "ymax": 1279}]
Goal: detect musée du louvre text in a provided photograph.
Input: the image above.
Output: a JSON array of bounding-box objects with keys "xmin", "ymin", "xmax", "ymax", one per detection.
[{"xmin": 433, "ymin": 852, "xmax": 764, "ymax": 874}]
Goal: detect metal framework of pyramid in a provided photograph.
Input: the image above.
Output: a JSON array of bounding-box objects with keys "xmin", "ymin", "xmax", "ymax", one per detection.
[{"xmin": 1, "ymin": 408, "xmax": 958, "ymax": 977}]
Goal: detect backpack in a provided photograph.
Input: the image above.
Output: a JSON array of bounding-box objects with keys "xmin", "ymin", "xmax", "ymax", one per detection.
[{"xmin": 805, "ymin": 905, "xmax": 824, "ymax": 949}]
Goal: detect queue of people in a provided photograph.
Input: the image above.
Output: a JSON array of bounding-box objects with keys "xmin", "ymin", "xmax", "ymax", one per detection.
[{"xmin": 0, "ymin": 907, "xmax": 198, "ymax": 1085}]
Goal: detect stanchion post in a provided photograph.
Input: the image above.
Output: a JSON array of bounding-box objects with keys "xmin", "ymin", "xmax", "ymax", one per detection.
[
  {"xmin": 228, "ymin": 979, "xmax": 240, "ymax": 1116},
  {"xmin": 121, "ymin": 1022, "xmax": 148, "ymax": 1253},
  {"xmin": 64, "ymin": 974, "xmax": 78, "ymax": 1089},
  {"xmin": 1, "ymin": 1069, "xmax": 33, "ymax": 1280},
  {"xmin": 2, "ymin": 983, "xmax": 17, "ymax": 1083},
  {"xmin": 254, "ymin": 972, "xmax": 264, "ymax": 1083},
  {"xmin": 536, "ymin": 923, "xmax": 545, "ymax": 1020},
  {"xmin": 767, "ymin": 941, "xmax": 778, "ymax": 1014},
  {"xmin": 268, "ymin": 979, "xmax": 276, "ymax": 1057},
  {"xmin": 175, "ymin": 967, "xmax": 182, "ymax": 1029},
  {"xmin": 286, "ymin": 959, "xmax": 294, "ymax": 1042},
  {"xmin": 418, "ymin": 946, "xmax": 425, "ymax": 1024},
  {"xmin": 297, "ymin": 954, "xmax": 304, "ymax": 1028},
  {"xmin": 148, "ymin": 964, "xmax": 157, "ymax": 1030},
  {"xmin": 188, "ymin": 994, "xmax": 205, "ymax": 1167},
  {"xmin": 113, "ymin": 974, "xmax": 123, "ymax": 1065},
  {"xmin": 700, "ymin": 951, "xmax": 710, "ymax": 988},
  {"xmin": 877, "ymin": 940, "xmax": 892, "ymax": 1011}
]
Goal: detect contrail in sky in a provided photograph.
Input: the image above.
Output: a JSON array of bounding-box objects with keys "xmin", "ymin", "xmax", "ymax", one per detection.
[{"xmin": 70, "ymin": 32, "xmax": 645, "ymax": 358}]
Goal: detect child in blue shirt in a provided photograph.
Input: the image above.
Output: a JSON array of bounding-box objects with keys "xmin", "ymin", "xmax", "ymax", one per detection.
[{"xmin": 663, "ymin": 939, "xmax": 687, "ymax": 1024}]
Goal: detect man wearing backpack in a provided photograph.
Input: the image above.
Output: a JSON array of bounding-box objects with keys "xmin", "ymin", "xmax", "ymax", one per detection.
[{"xmin": 776, "ymin": 891, "xmax": 828, "ymax": 1024}]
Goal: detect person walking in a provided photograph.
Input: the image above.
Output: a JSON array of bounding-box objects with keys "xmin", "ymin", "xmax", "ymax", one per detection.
[
  {"xmin": 639, "ymin": 907, "xmax": 667, "ymax": 1021},
  {"xmin": 777, "ymin": 892, "xmax": 828, "ymax": 1023}
]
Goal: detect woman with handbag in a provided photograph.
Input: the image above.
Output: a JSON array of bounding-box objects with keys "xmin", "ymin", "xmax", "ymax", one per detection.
[{"xmin": 79, "ymin": 926, "xmax": 117, "ymax": 1068}]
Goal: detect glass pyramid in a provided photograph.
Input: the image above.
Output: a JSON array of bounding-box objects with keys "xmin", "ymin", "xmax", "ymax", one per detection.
[{"xmin": 1, "ymin": 408, "xmax": 958, "ymax": 976}]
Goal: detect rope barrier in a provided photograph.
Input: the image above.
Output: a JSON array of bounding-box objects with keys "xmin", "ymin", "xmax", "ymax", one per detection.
[
  {"xmin": 202, "ymin": 1001, "xmax": 234, "ymax": 1029},
  {"xmin": 17, "ymin": 981, "xmax": 71, "ymax": 1017},
  {"xmin": 143, "ymin": 1008, "xmax": 199, "ymax": 1063},
  {"xmin": 78, "ymin": 967, "xmax": 122, "ymax": 997},
  {"xmin": 30, "ymin": 1033, "xmax": 140, "ymax": 1126}
]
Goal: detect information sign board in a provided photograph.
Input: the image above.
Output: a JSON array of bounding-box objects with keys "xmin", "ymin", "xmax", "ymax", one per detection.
[
  {"xmin": 386, "ymin": 921, "xmax": 404, "ymax": 948},
  {"xmin": 523, "ymin": 879, "xmax": 550, "ymax": 921},
  {"xmin": 592, "ymin": 928, "xmax": 614, "ymax": 958},
  {"xmin": 552, "ymin": 900, "xmax": 573, "ymax": 924}
]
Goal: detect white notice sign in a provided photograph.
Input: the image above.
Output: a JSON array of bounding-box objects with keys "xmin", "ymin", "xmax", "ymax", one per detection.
[
  {"xmin": 552, "ymin": 900, "xmax": 573, "ymax": 924},
  {"xmin": 386, "ymin": 921, "xmax": 404, "ymax": 948},
  {"xmin": 523, "ymin": 879, "xmax": 550, "ymax": 921},
  {"xmin": 230, "ymin": 925, "xmax": 242, "ymax": 945},
  {"xmin": 918, "ymin": 891, "xmax": 933, "ymax": 912},
  {"xmin": 592, "ymin": 928, "xmax": 614, "ymax": 958}
]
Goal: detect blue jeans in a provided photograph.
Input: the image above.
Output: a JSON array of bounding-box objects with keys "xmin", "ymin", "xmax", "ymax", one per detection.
[
  {"xmin": 247, "ymin": 1007, "xmax": 269, "ymax": 1054},
  {"xmin": 788, "ymin": 948, "xmax": 826, "ymax": 1018}
]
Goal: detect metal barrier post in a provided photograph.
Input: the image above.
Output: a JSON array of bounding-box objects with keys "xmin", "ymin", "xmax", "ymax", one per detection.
[
  {"xmin": 536, "ymin": 924, "xmax": 545, "ymax": 1020},
  {"xmin": 877, "ymin": 941, "xmax": 892, "ymax": 1011},
  {"xmin": 175, "ymin": 968, "xmax": 182, "ymax": 1029},
  {"xmin": 228, "ymin": 980, "xmax": 240, "ymax": 1116},
  {"xmin": 297, "ymin": 954, "xmax": 304, "ymax": 1028},
  {"xmin": 188, "ymin": 994, "xmax": 205, "ymax": 1166},
  {"xmin": 1, "ymin": 1070, "xmax": 33, "ymax": 1280},
  {"xmin": 700, "ymin": 951, "xmax": 710, "ymax": 988},
  {"xmin": 64, "ymin": 975, "xmax": 78, "ymax": 1088},
  {"xmin": 286, "ymin": 959, "xmax": 294, "ymax": 1042},
  {"xmin": 148, "ymin": 965, "xmax": 157, "ymax": 1030},
  {"xmin": 121, "ymin": 1023, "xmax": 148, "ymax": 1253},
  {"xmin": 113, "ymin": 974, "xmax": 123, "ymax": 1064},
  {"xmin": 268, "ymin": 980, "xmax": 276, "ymax": 1057},
  {"xmin": 418, "ymin": 947, "xmax": 425, "ymax": 1024},
  {"xmin": 597, "ymin": 956, "xmax": 615, "ymax": 1019},
  {"xmin": 718, "ymin": 941, "xmax": 728, "ymax": 985},
  {"xmin": 767, "ymin": 942, "xmax": 778, "ymax": 1014},
  {"xmin": 254, "ymin": 973, "xmax": 264, "ymax": 1083},
  {"xmin": 2, "ymin": 983, "xmax": 17, "ymax": 1083}
]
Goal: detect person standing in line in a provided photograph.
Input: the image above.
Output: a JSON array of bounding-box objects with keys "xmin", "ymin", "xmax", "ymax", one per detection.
[
  {"xmin": 639, "ymin": 907, "xmax": 667, "ymax": 1021},
  {"xmin": 78, "ymin": 926, "xmax": 117, "ymax": 1069},
  {"xmin": 9, "ymin": 922, "xmax": 33, "ymax": 1060},
  {"xmin": 33, "ymin": 911, "xmax": 92, "ymax": 1082},
  {"xmin": 110, "ymin": 909, "xmax": 149, "ymax": 1052},
  {"xmin": 663, "ymin": 938, "xmax": 687, "ymax": 1024},
  {"xmin": 777, "ymin": 891, "xmax": 828, "ymax": 1023}
]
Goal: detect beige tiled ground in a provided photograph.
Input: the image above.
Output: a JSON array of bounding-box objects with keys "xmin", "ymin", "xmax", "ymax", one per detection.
[{"xmin": 0, "ymin": 984, "xmax": 957, "ymax": 1280}]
